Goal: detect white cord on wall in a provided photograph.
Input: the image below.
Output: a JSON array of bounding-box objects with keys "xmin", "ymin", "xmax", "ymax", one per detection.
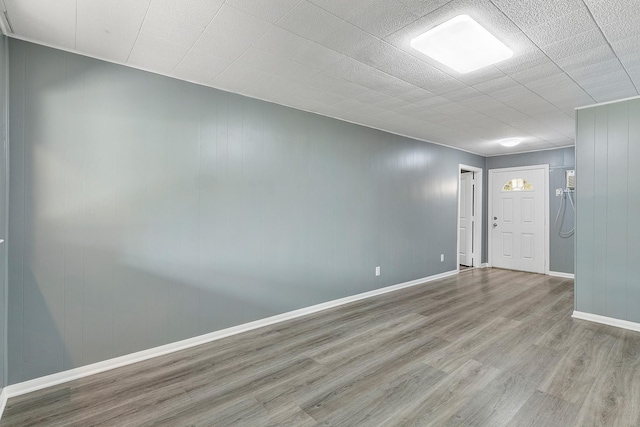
[{"xmin": 555, "ymin": 189, "xmax": 575, "ymax": 238}]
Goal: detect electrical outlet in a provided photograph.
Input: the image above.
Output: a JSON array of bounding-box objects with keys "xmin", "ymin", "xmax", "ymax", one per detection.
[
  {"xmin": 556, "ymin": 188, "xmax": 563, "ymax": 196},
  {"xmin": 375, "ymin": 266, "xmax": 381, "ymax": 276},
  {"xmin": 440, "ymin": 254, "xmax": 444, "ymax": 262}
]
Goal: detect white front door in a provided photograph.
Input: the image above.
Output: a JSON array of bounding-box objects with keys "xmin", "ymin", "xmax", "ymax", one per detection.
[
  {"xmin": 459, "ymin": 172, "xmax": 474, "ymax": 267},
  {"xmin": 490, "ymin": 166, "xmax": 547, "ymax": 274}
]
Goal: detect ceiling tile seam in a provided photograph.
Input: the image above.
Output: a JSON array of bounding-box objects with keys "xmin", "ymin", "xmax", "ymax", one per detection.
[
  {"xmin": 437, "ymin": 78, "xmax": 576, "ymax": 140},
  {"xmin": 270, "ymin": 0, "xmax": 304, "ymax": 26},
  {"xmin": 202, "ymin": 1, "xmax": 312, "ymax": 87},
  {"xmin": 408, "ymin": 96, "xmax": 547, "ymax": 142},
  {"xmin": 580, "ymin": 0, "xmax": 640, "ymax": 95},
  {"xmin": 488, "ymin": 0, "xmax": 597, "ymax": 106},
  {"xmin": 169, "ymin": 2, "xmax": 228, "ymax": 74},
  {"xmin": 471, "ymin": 80, "xmax": 577, "ymax": 138},
  {"xmin": 125, "ymin": 0, "xmax": 153, "ymax": 62}
]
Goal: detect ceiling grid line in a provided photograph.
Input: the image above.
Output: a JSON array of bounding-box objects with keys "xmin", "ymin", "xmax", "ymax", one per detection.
[
  {"xmin": 580, "ymin": 0, "xmax": 639, "ymax": 94},
  {"xmin": 168, "ymin": 2, "xmax": 229, "ymax": 73},
  {"xmin": 124, "ymin": 0, "xmax": 153, "ymax": 62},
  {"xmin": 488, "ymin": 0, "xmax": 597, "ymax": 105}
]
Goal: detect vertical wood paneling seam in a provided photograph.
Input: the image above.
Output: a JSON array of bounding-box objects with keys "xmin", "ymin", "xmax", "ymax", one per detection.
[
  {"xmin": 109, "ymin": 68, "xmax": 115, "ymax": 359},
  {"xmin": 80, "ymin": 59, "xmax": 86, "ymax": 368},
  {"xmin": 20, "ymin": 43, "xmax": 26, "ymax": 381},
  {"xmin": 604, "ymin": 106, "xmax": 608, "ymax": 317},
  {"xmin": 196, "ymin": 90, "xmax": 203, "ymax": 337},
  {"xmin": 591, "ymin": 112, "xmax": 596, "ymax": 312},
  {"xmin": 625, "ymin": 101, "xmax": 630, "ymax": 320},
  {"xmin": 61, "ymin": 55, "xmax": 68, "ymax": 372}
]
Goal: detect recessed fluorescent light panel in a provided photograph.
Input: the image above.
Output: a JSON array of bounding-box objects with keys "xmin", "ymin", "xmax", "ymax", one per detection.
[
  {"xmin": 410, "ymin": 15, "xmax": 513, "ymax": 73},
  {"xmin": 500, "ymin": 138, "xmax": 522, "ymax": 147}
]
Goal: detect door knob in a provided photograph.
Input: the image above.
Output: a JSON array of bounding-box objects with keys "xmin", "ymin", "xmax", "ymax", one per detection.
[{"xmin": 493, "ymin": 223, "xmax": 497, "ymax": 227}]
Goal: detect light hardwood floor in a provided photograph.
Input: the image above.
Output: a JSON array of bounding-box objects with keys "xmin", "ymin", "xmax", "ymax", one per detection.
[{"xmin": 3, "ymin": 268, "xmax": 640, "ymax": 426}]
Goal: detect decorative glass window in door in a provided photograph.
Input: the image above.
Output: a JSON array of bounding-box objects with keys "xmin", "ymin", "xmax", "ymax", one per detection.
[{"xmin": 502, "ymin": 178, "xmax": 533, "ymax": 192}]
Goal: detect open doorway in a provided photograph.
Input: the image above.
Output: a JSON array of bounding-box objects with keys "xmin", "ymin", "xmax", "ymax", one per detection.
[{"xmin": 458, "ymin": 164, "xmax": 483, "ymax": 271}]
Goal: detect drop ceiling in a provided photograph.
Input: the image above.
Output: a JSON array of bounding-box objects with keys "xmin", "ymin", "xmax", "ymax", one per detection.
[{"xmin": 1, "ymin": 0, "xmax": 638, "ymax": 155}]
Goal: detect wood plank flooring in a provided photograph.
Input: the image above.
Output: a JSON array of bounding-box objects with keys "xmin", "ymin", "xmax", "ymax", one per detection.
[{"xmin": 3, "ymin": 268, "xmax": 640, "ymax": 426}]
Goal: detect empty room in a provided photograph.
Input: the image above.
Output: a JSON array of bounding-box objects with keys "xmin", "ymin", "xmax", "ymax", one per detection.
[{"xmin": 0, "ymin": 0, "xmax": 637, "ymax": 425}]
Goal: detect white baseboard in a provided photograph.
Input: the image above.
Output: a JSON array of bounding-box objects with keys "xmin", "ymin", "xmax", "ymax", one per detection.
[
  {"xmin": 0, "ymin": 269, "xmax": 458, "ymax": 419},
  {"xmin": 548, "ymin": 271, "xmax": 574, "ymax": 279},
  {"xmin": 0, "ymin": 389, "xmax": 7, "ymax": 420},
  {"xmin": 480, "ymin": 263, "xmax": 489, "ymax": 268},
  {"xmin": 572, "ymin": 311, "xmax": 640, "ymax": 333}
]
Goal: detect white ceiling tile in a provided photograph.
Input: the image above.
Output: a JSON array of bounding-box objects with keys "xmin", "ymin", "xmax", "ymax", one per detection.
[
  {"xmin": 625, "ymin": 67, "xmax": 640, "ymax": 91},
  {"xmin": 541, "ymin": 29, "xmax": 608, "ymax": 61},
  {"xmin": 491, "ymin": 0, "xmax": 584, "ymax": 29},
  {"xmin": 190, "ymin": 35, "xmax": 251, "ymax": 63},
  {"xmin": 273, "ymin": 61, "xmax": 320, "ymax": 85},
  {"xmin": 455, "ymin": 66, "xmax": 508, "ymax": 87},
  {"xmin": 524, "ymin": 6, "xmax": 598, "ymax": 47},
  {"xmin": 292, "ymin": 42, "xmax": 346, "ymax": 71},
  {"xmin": 5, "ymin": 0, "xmax": 77, "ymax": 49},
  {"xmin": 443, "ymin": 87, "xmax": 483, "ymax": 102},
  {"xmin": 172, "ymin": 65, "xmax": 220, "ymax": 85},
  {"xmin": 76, "ymin": 0, "xmax": 153, "ymax": 61},
  {"xmin": 612, "ymin": 36, "xmax": 640, "ymax": 69},
  {"xmin": 232, "ymin": 48, "xmax": 287, "ymax": 75},
  {"xmin": 556, "ymin": 45, "xmax": 618, "ymax": 72},
  {"xmin": 578, "ymin": 69, "xmax": 634, "ymax": 90},
  {"xmin": 372, "ymin": 95, "xmax": 409, "ymax": 110},
  {"xmin": 393, "ymin": 88, "xmax": 434, "ymax": 104},
  {"xmin": 564, "ymin": 58, "xmax": 625, "ymax": 86},
  {"xmin": 345, "ymin": 0, "xmax": 424, "ymax": 38},
  {"xmin": 196, "ymin": 5, "xmax": 273, "ymax": 48},
  {"xmin": 307, "ymin": 74, "xmax": 369, "ymax": 98},
  {"xmin": 277, "ymin": 1, "xmax": 344, "ymax": 42},
  {"xmin": 351, "ymin": 40, "xmax": 413, "ymax": 76},
  {"xmin": 210, "ymin": 63, "xmax": 271, "ymax": 93},
  {"xmin": 473, "ymin": 76, "xmax": 520, "ymax": 93},
  {"xmin": 325, "ymin": 57, "xmax": 391, "ymax": 89},
  {"xmin": 252, "ymin": 27, "xmax": 314, "ymax": 60},
  {"xmin": 583, "ymin": 0, "xmax": 640, "ymax": 27},
  {"xmin": 510, "ymin": 61, "xmax": 564, "ymax": 85},
  {"xmin": 248, "ymin": 74, "xmax": 293, "ymax": 97},
  {"xmin": 600, "ymin": 16, "xmax": 640, "ymax": 43},
  {"xmin": 225, "ymin": 0, "xmax": 301, "ymax": 23},
  {"xmin": 173, "ymin": 49, "xmax": 231, "ymax": 82},
  {"xmin": 318, "ymin": 20, "xmax": 379, "ymax": 56},
  {"xmin": 139, "ymin": 0, "xmax": 224, "ymax": 48},
  {"xmin": 127, "ymin": 33, "xmax": 188, "ymax": 73},
  {"xmin": 425, "ymin": 79, "xmax": 469, "ymax": 95},
  {"xmin": 495, "ymin": 49, "xmax": 548, "ymax": 75},
  {"xmin": 307, "ymin": 0, "xmax": 376, "ymax": 20}
]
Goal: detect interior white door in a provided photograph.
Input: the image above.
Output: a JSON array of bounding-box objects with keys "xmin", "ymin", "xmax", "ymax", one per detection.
[
  {"xmin": 459, "ymin": 172, "xmax": 474, "ymax": 267},
  {"xmin": 490, "ymin": 167, "xmax": 546, "ymax": 274}
]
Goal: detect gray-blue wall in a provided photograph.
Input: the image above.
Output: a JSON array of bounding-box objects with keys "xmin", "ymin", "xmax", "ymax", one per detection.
[
  {"xmin": 486, "ymin": 147, "xmax": 575, "ymax": 274},
  {"xmin": 6, "ymin": 40, "xmax": 485, "ymax": 384},
  {"xmin": 0, "ymin": 35, "xmax": 8, "ymax": 389},
  {"xmin": 576, "ymin": 99, "xmax": 639, "ymax": 322}
]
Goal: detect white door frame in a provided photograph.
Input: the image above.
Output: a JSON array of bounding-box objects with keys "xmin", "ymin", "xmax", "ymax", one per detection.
[
  {"xmin": 488, "ymin": 164, "xmax": 550, "ymax": 274},
  {"xmin": 457, "ymin": 164, "xmax": 483, "ymax": 270}
]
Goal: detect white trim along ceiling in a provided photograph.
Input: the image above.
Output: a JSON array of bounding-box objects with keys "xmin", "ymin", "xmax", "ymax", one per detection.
[{"xmin": 0, "ymin": 0, "xmax": 637, "ymax": 156}]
